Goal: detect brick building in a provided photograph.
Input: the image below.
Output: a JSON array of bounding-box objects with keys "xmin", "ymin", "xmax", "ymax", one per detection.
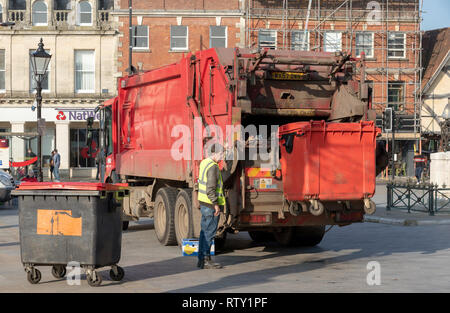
[{"xmin": 113, "ymin": 0, "xmax": 246, "ymax": 72}]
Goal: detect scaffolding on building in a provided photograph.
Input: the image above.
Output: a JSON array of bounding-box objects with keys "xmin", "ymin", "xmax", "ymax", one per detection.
[{"xmin": 245, "ymin": 0, "xmax": 423, "ymax": 140}]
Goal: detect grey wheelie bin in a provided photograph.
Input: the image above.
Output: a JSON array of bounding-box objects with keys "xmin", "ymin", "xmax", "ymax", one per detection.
[{"xmin": 12, "ymin": 182, "xmax": 128, "ymax": 287}]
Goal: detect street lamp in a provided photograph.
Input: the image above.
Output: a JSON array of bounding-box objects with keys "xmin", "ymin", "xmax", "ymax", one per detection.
[{"xmin": 30, "ymin": 38, "xmax": 52, "ymax": 182}]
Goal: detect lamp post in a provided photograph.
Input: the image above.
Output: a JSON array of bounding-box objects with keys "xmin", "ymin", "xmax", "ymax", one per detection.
[{"xmin": 30, "ymin": 38, "xmax": 52, "ymax": 182}]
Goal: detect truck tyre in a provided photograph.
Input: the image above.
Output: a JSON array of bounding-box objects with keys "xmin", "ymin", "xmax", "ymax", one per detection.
[
  {"xmin": 154, "ymin": 187, "xmax": 178, "ymax": 246},
  {"xmin": 293, "ymin": 226, "xmax": 325, "ymax": 247},
  {"xmin": 174, "ymin": 189, "xmax": 194, "ymax": 246},
  {"xmin": 248, "ymin": 231, "xmax": 275, "ymax": 243},
  {"xmin": 274, "ymin": 227, "xmax": 296, "ymax": 246},
  {"xmin": 214, "ymin": 232, "xmax": 227, "ymax": 252}
]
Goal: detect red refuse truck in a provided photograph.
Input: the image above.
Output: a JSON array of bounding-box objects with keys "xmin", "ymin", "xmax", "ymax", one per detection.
[{"xmin": 91, "ymin": 48, "xmax": 386, "ymax": 248}]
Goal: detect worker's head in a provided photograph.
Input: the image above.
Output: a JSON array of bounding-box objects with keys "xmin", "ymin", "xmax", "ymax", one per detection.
[{"xmin": 205, "ymin": 143, "xmax": 224, "ymax": 162}]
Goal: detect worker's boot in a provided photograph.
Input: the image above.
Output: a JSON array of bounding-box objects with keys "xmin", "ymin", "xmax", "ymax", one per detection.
[
  {"xmin": 203, "ymin": 255, "xmax": 223, "ymax": 269},
  {"xmin": 197, "ymin": 258, "xmax": 204, "ymax": 269}
]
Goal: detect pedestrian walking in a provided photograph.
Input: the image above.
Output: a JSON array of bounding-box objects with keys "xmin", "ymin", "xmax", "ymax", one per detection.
[
  {"xmin": 95, "ymin": 149, "xmax": 104, "ymax": 181},
  {"xmin": 25, "ymin": 148, "xmax": 37, "ymax": 176},
  {"xmin": 196, "ymin": 145, "xmax": 225, "ymax": 270},
  {"xmin": 414, "ymin": 152, "xmax": 426, "ymax": 182},
  {"xmin": 49, "ymin": 150, "xmax": 55, "ymax": 181},
  {"xmin": 52, "ymin": 149, "xmax": 61, "ymax": 182}
]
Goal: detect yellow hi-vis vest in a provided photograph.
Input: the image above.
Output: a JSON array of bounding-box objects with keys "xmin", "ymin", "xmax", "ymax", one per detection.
[{"xmin": 198, "ymin": 158, "xmax": 225, "ymax": 206}]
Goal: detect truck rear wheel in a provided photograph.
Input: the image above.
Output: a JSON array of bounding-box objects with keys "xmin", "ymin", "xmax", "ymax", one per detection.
[
  {"xmin": 214, "ymin": 232, "xmax": 227, "ymax": 252},
  {"xmin": 294, "ymin": 226, "xmax": 325, "ymax": 247},
  {"xmin": 248, "ymin": 231, "xmax": 275, "ymax": 243},
  {"xmin": 154, "ymin": 187, "xmax": 177, "ymax": 246},
  {"xmin": 274, "ymin": 227, "xmax": 296, "ymax": 246},
  {"xmin": 274, "ymin": 226, "xmax": 325, "ymax": 247},
  {"xmin": 174, "ymin": 189, "xmax": 194, "ymax": 246}
]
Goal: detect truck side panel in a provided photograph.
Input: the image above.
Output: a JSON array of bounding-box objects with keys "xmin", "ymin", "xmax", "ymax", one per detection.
[{"xmin": 117, "ymin": 62, "xmax": 190, "ymax": 181}]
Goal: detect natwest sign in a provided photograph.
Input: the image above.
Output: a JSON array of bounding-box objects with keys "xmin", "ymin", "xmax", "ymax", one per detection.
[{"xmin": 55, "ymin": 109, "xmax": 100, "ymax": 121}]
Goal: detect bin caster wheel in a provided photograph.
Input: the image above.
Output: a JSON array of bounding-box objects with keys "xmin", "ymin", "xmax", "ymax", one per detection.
[
  {"xmin": 51, "ymin": 265, "xmax": 67, "ymax": 279},
  {"xmin": 363, "ymin": 199, "xmax": 376, "ymax": 215},
  {"xmin": 309, "ymin": 200, "xmax": 325, "ymax": 216},
  {"xmin": 27, "ymin": 268, "xmax": 41, "ymax": 284},
  {"xmin": 86, "ymin": 271, "xmax": 102, "ymax": 287},
  {"xmin": 109, "ymin": 266, "xmax": 125, "ymax": 281}
]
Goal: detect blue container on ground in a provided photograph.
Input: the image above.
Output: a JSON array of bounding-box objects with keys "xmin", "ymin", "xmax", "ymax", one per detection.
[{"xmin": 182, "ymin": 238, "xmax": 215, "ymax": 256}]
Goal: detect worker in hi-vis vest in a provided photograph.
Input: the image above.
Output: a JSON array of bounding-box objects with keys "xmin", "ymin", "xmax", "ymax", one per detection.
[{"xmin": 197, "ymin": 144, "xmax": 225, "ymax": 269}]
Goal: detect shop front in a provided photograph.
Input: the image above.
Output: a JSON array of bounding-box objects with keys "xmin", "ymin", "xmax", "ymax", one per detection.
[{"xmin": 0, "ymin": 105, "xmax": 100, "ymax": 179}]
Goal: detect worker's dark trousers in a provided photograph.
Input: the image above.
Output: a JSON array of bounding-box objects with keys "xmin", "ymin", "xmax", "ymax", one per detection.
[
  {"xmin": 198, "ymin": 205, "xmax": 219, "ymax": 261},
  {"xmin": 415, "ymin": 167, "xmax": 423, "ymax": 181}
]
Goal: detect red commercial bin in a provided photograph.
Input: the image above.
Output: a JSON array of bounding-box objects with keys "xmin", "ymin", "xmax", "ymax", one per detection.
[{"xmin": 279, "ymin": 121, "xmax": 380, "ymax": 202}]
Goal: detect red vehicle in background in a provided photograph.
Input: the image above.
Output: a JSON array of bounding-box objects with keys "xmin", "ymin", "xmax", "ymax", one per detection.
[{"xmin": 91, "ymin": 48, "xmax": 386, "ymax": 248}]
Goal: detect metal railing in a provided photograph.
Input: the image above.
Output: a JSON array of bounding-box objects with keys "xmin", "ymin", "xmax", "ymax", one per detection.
[
  {"xmin": 248, "ymin": 7, "xmax": 420, "ymax": 22},
  {"xmin": 387, "ymin": 181, "xmax": 450, "ymax": 215}
]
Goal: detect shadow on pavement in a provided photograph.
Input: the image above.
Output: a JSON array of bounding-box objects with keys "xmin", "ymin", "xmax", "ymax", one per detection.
[
  {"xmin": 0, "ymin": 241, "xmax": 19, "ymax": 247},
  {"xmin": 0, "ymin": 224, "xmax": 18, "ymax": 230},
  {"xmin": 125, "ymin": 222, "xmax": 155, "ymax": 233},
  {"xmin": 122, "ymin": 223, "xmax": 450, "ymax": 292}
]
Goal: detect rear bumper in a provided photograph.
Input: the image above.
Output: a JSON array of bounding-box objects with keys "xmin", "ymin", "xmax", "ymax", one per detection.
[{"xmin": 237, "ymin": 210, "xmax": 364, "ymax": 230}]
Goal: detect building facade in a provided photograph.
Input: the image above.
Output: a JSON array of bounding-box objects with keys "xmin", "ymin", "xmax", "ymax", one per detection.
[
  {"xmin": 114, "ymin": 0, "xmax": 246, "ymax": 74},
  {"xmin": 0, "ymin": 0, "xmax": 119, "ymax": 178},
  {"xmin": 421, "ymin": 27, "xmax": 450, "ymax": 153}
]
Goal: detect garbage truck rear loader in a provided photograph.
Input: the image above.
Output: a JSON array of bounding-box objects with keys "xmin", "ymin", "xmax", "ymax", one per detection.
[{"xmin": 94, "ymin": 48, "xmax": 386, "ymax": 247}]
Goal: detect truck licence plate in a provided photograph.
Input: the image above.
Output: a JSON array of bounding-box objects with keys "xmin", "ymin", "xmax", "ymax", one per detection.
[{"xmin": 270, "ymin": 72, "xmax": 308, "ymax": 81}]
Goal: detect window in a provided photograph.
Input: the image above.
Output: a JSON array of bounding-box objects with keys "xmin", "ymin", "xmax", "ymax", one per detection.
[
  {"xmin": 259, "ymin": 29, "xmax": 277, "ymax": 49},
  {"xmin": 105, "ymin": 106, "xmax": 113, "ymax": 156},
  {"xmin": 170, "ymin": 25, "xmax": 188, "ymax": 51},
  {"xmin": 77, "ymin": 1, "xmax": 92, "ymax": 26},
  {"xmin": 388, "ymin": 82, "xmax": 405, "ymax": 111},
  {"xmin": 388, "ymin": 32, "xmax": 406, "ymax": 58},
  {"xmin": 70, "ymin": 128, "xmax": 99, "ymax": 168},
  {"xmin": 132, "ymin": 26, "xmax": 149, "ymax": 49},
  {"xmin": 0, "ymin": 4, "xmax": 3, "ymax": 23},
  {"xmin": 210, "ymin": 26, "xmax": 227, "ymax": 48},
  {"xmin": 54, "ymin": 0, "xmax": 71, "ymax": 10},
  {"xmin": 26, "ymin": 126, "xmax": 55, "ymax": 167},
  {"xmin": 291, "ymin": 31, "xmax": 309, "ymax": 51},
  {"xmin": 324, "ymin": 32, "xmax": 342, "ymax": 52},
  {"xmin": 29, "ymin": 49, "xmax": 50, "ymax": 92},
  {"xmin": 98, "ymin": 0, "xmax": 114, "ymax": 10},
  {"xmin": 0, "ymin": 50, "xmax": 4, "ymax": 92},
  {"xmin": 75, "ymin": 50, "xmax": 95, "ymax": 93},
  {"xmin": 355, "ymin": 32, "xmax": 374, "ymax": 58},
  {"xmin": 9, "ymin": 0, "xmax": 26, "ymax": 10},
  {"xmin": 32, "ymin": 1, "xmax": 47, "ymax": 26}
]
